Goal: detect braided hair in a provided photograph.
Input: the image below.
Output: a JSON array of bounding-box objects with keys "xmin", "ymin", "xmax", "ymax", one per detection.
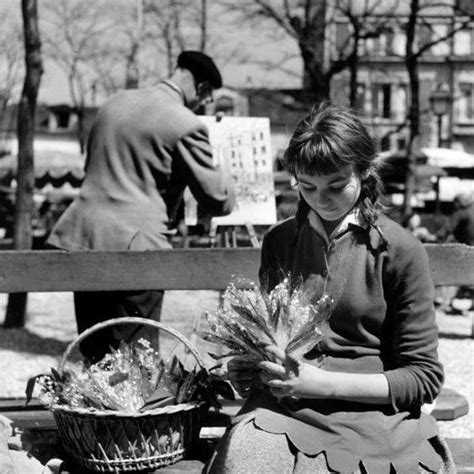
[{"xmin": 284, "ymin": 102, "xmax": 384, "ymax": 226}]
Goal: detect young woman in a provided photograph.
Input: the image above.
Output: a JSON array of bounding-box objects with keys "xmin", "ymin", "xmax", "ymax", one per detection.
[{"xmin": 207, "ymin": 104, "xmax": 454, "ymax": 473}]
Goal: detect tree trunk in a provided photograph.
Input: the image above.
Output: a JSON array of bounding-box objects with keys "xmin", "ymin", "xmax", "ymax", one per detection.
[
  {"xmin": 403, "ymin": 0, "xmax": 419, "ymax": 218},
  {"xmin": 301, "ymin": 50, "xmax": 331, "ymax": 104},
  {"xmin": 3, "ymin": 0, "xmax": 42, "ymax": 328},
  {"xmin": 300, "ymin": 0, "xmax": 330, "ymax": 105},
  {"xmin": 349, "ymin": 29, "xmax": 360, "ymax": 108},
  {"xmin": 125, "ymin": 43, "xmax": 139, "ymax": 90},
  {"xmin": 199, "ymin": 0, "xmax": 207, "ymax": 53},
  {"xmin": 125, "ymin": 0, "xmax": 142, "ymax": 89},
  {"xmin": 76, "ymin": 106, "xmax": 86, "ymax": 154}
]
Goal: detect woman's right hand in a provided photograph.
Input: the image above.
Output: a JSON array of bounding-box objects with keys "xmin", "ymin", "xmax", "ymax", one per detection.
[{"xmin": 225, "ymin": 355, "xmax": 262, "ymax": 398}]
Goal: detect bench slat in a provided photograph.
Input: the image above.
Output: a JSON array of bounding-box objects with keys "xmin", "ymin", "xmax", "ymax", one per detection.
[
  {"xmin": 0, "ymin": 248, "xmax": 261, "ymax": 293},
  {"xmin": 0, "ymin": 244, "xmax": 472, "ymax": 293},
  {"xmin": 425, "ymin": 244, "xmax": 474, "ymax": 287}
]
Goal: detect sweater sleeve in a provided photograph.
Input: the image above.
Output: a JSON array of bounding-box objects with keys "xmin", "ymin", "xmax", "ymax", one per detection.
[
  {"xmin": 383, "ymin": 241, "xmax": 444, "ymax": 412},
  {"xmin": 174, "ymin": 125, "xmax": 235, "ymax": 217}
]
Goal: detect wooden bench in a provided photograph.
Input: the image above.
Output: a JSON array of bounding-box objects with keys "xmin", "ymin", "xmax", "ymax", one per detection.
[{"xmin": 0, "ymin": 244, "xmax": 473, "ymax": 472}]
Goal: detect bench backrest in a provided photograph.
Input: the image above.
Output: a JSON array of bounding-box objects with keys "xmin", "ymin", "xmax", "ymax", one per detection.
[{"xmin": 0, "ymin": 244, "xmax": 473, "ymax": 293}]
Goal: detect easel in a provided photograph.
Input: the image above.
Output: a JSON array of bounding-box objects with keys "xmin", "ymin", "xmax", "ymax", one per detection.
[{"xmin": 208, "ymin": 221, "xmax": 260, "ymax": 248}]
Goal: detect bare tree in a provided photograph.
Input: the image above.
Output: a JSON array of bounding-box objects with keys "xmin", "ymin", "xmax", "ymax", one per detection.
[
  {"xmin": 41, "ymin": 0, "xmax": 111, "ymax": 153},
  {"xmin": 125, "ymin": 0, "xmax": 144, "ymax": 89},
  {"xmin": 335, "ymin": 0, "xmax": 400, "ymax": 107},
  {"xmin": 221, "ymin": 0, "xmax": 333, "ymax": 103},
  {"xmin": 4, "ymin": 0, "xmax": 43, "ymax": 328},
  {"xmin": 88, "ymin": 0, "xmax": 221, "ymax": 97},
  {"xmin": 402, "ymin": 0, "xmax": 474, "ymax": 216},
  {"xmin": 220, "ymin": 0, "xmax": 383, "ymax": 105},
  {"xmin": 144, "ymin": 0, "xmax": 194, "ymax": 75},
  {"xmin": 0, "ymin": 11, "xmax": 24, "ymax": 153},
  {"xmin": 199, "ymin": 0, "xmax": 208, "ymax": 52},
  {"xmin": 87, "ymin": 10, "xmax": 147, "ymax": 97}
]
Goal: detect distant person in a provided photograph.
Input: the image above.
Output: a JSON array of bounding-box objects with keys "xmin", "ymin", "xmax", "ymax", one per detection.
[
  {"xmin": 402, "ymin": 212, "xmax": 437, "ymax": 243},
  {"xmin": 47, "ymin": 51, "xmax": 235, "ymax": 361},
  {"xmin": 450, "ymin": 192, "xmax": 474, "ymax": 245},
  {"xmin": 447, "ymin": 193, "xmax": 474, "ymax": 312}
]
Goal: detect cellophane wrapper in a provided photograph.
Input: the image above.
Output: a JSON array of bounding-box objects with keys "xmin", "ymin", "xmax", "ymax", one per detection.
[
  {"xmin": 202, "ymin": 276, "xmax": 333, "ymax": 362},
  {"xmin": 34, "ymin": 339, "xmax": 195, "ymax": 413}
]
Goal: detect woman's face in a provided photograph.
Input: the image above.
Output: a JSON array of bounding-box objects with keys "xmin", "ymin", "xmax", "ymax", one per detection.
[{"xmin": 296, "ymin": 165, "xmax": 362, "ymax": 222}]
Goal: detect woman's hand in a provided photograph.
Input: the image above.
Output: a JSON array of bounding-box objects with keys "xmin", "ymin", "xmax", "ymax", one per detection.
[
  {"xmin": 259, "ymin": 345, "xmax": 391, "ymax": 404},
  {"xmin": 258, "ymin": 345, "xmax": 330, "ymax": 400},
  {"xmin": 225, "ymin": 355, "xmax": 262, "ymax": 398}
]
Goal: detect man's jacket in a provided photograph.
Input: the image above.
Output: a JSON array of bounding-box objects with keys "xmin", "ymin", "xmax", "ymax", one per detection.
[{"xmin": 48, "ymin": 82, "xmax": 235, "ymax": 251}]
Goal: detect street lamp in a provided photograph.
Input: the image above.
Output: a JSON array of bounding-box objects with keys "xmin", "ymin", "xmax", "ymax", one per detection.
[{"xmin": 429, "ymin": 83, "xmax": 451, "ymax": 148}]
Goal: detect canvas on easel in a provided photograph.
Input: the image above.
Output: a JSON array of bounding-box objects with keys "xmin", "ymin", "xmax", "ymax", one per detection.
[{"xmin": 184, "ymin": 116, "xmax": 278, "ymax": 232}]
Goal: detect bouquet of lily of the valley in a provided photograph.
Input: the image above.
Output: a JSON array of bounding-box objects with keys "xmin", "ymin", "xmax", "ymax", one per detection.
[
  {"xmin": 201, "ymin": 276, "xmax": 332, "ymax": 362},
  {"xmin": 26, "ymin": 338, "xmax": 234, "ymax": 413}
]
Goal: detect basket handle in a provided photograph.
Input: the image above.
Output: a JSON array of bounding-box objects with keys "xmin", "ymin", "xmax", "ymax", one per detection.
[{"xmin": 58, "ymin": 316, "xmax": 205, "ymax": 372}]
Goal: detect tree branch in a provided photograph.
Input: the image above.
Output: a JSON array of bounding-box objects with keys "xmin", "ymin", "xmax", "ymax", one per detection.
[{"xmin": 415, "ymin": 18, "xmax": 472, "ymax": 57}]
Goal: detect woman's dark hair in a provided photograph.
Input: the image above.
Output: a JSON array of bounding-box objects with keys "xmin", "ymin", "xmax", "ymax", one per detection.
[{"xmin": 284, "ymin": 102, "xmax": 384, "ymax": 224}]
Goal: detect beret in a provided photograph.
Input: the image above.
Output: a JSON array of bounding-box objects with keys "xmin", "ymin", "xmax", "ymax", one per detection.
[{"xmin": 177, "ymin": 50, "xmax": 222, "ymax": 89}]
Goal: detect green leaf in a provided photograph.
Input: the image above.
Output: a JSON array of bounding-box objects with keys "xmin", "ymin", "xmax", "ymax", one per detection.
[
  {"xmin": 208, "ymin": 350, "xmax": 243, "ymax": 360},
  {"xmin": 211, "ymin": 379, "xmax": 235, "ymax": 401},
  {"xmin": 25, "ymin": 376, "xmax": 39, "ymax": 406},
  {"xmin": 230, "ymin": 303, "xmax": 269, "ymax": 336},
  {"xmin": 50, "ymin": 368, "xmax": 62, "ymax": 381},
  {"xmin": 140, "ymin": 387, "xmax": 176, "ymax": 411},
  {"xmin": 139, "ymin": 395, "xmax": 175, "ymax": 412}
]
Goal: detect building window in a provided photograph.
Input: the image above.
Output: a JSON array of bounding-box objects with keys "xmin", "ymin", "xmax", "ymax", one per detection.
[
  {"xmin": 372, "ymin": 84, "xmax": 392, "ymax": 118},
  {"xmin": 366, "ymin": 27, "xmax": 394, "ymax": 56},
  {"xmin": 454, "ymin": 27, "xmax": 473, "ymax": 56},
  {"xmin": 397, "ymin": 136, "xmax": 406, "ymax": 150},
  {"xmin": 214, "ymin": 96, "xmax": 235, "ymax": 116},
  {"xmin": 354, "ymin": 84, "xmax": 366, "ymax": 115},
  {"xmin": 335, "ymin": 22, "xmax": 351, "ymax": 54},
  {"xmin": 417, "ymin": 23, "xmax": 432, "ymax": 50},
  {"xmin": 380, "ymin": 135, "xmax": 391, "ymax": 151},
  {"xmin": 392, "ymin": 85, "xmax": 407, "ymax": 122},
  {"xmin": 458, "ymin": 83, "xmax": 474, "ymax": 121},
  {"xmin": 381, "ymin": 28, "xmax": 394, "ymax": 55},
  {"xmin": 392, "ymin": 27, "xmax": 406, "ymax": 56},
  {"xmin": 430, "ymin": 24, "xmax": 449, "ymax": 56}
]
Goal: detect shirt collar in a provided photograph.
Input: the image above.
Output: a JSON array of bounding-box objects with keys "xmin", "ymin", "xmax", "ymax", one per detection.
[
  {"xmin": 308, "ymin": 206, "xmax": 367, "ymax": 243},
  {"xmin": 161, "ymin": 80, "xmax": 186, "ymax": 103}
]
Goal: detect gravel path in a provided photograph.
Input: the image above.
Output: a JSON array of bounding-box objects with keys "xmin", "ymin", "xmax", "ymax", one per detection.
[{"xmin": 0, "ymin": 292, "xmax": 472, "ymax": 439}]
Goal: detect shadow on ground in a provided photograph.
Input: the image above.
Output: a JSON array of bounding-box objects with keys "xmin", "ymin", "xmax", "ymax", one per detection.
[
  {"xmin": 438, "ymin": 332, "xmax": 473, "ymax": 340},
  {"xmin": 0, "ymin": 327, "xmax": 71, "ymax": 357}
]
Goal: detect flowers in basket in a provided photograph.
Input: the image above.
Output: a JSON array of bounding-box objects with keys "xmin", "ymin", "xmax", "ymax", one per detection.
[
  {"xmin": 26, "ymin": 338, "xmax": 234, "ymax": 413},
  {"xmin": 201, "ymin": 276, "xmax": 333, "ymax": 363}
]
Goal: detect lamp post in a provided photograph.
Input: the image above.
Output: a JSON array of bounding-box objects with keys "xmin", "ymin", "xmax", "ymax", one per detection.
[
  {"xmin": 429, "ymin": 83, "xmax": 451, "ymax": 213},
  {"xmin": 429, "ymin": 83, "xmax": 451, "ymax": 148}
]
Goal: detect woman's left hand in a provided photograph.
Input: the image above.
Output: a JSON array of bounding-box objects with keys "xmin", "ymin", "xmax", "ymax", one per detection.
[{"xmin": 258, "ymin": 345, "xmax": 330, "ymax": 399}]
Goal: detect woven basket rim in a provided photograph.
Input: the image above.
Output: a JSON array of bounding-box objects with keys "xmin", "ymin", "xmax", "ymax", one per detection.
[
  {"xmin": 74, "ymin": 449, "xmax": 185, "ymax": 466},
  {"xmin": 51, "ymin": 400, "xmax": 206, "ymax": 418}
]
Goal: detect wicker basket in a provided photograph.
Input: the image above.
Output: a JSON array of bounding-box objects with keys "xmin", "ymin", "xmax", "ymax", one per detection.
[{"xmin": 51, "ymin": 317, "xmax": 207, "ymax": 472}]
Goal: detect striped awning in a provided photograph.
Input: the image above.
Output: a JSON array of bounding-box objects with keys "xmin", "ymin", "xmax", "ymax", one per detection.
[{"xmin": 0, "ymin": 149, "xmax": 85, "ymax": 189}]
